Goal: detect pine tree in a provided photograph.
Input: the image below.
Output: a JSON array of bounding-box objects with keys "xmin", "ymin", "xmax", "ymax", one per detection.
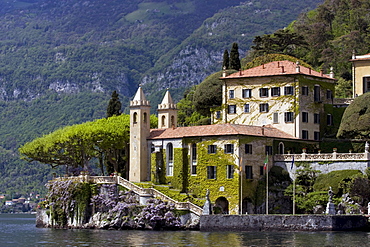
[
  {"xmin": 229, "ymin": 42, "xmax": 241, "ymax": 71},
  {"xmin": 222, "ymin": 49, "xmax": 229, "ymax": 69},
  {"xmin": 106, "ymin": 91, "xmax": 122, "ymax": 118}
]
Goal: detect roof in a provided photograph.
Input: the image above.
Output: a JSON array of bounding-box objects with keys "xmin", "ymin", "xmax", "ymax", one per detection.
[
  {"xmin": 222, "ymin": 60, "xmax": 335, "ymax": 80},
  {"xmin": 350, "ymin": 53, "xmax": 370, "ymax": 61},
  {"xmin": 149, "ymin": 123, "xmax": 298, "ymax": 140}
]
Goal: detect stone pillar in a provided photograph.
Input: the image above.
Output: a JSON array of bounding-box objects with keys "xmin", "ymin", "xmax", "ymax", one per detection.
[{"xmin": 326, "ymin": 187, "xmax": 336, "ymax": 215}]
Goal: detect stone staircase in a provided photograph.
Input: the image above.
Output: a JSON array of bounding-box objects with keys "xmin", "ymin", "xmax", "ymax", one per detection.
[{"xmin": 60, "ymin": 174, "xmax": 203, "ymax": 216}]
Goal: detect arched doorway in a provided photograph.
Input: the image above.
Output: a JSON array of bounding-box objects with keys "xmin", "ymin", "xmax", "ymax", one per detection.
[
  {"xmin": 242, "ymin": 197, "xmax": 254, "ymax": 214},
  {"xmin": 214, "ymin": 197, "xmax": 229, "ymax": 214}
]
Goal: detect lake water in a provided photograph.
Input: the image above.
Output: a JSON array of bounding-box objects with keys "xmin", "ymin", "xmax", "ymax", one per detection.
[{"xmin": 1, "ymin": 214, "xmax": 370, "ymax": 246}]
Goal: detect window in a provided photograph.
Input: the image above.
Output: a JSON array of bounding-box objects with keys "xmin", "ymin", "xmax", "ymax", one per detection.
[
  {"xmin": 228, "ymin": 105, "xmax": 236, "ymax": 114},
  {"xmin": 363, "ymin": 77, "xmax": 370, "ymax": 93},
  {"xmin": 260, "ymin": 166, "xmax": 264, "ymax": 176},
  {"xmin": 191, "ymin": 143, "xmax": 197, "ymax": 161},
  {"xmin": 302, "ymin": 112, "xmax": 308, "ymax": 123},
  {"xmin": 161, "ymin": 115, "xmax": 165, "ymax": 127},
  {"xmin": 302, "ymin": 130, "xmax": 309, "ymax": 140},
  {"xmin": 327, "ymin": 89, "xmax": 333, "ymax": 100},
  {"xmin": 302, "ymin": 86, "xmax": 309, "ymax": 96},
  {"xmin": 224, "ymin": 144, "xmax": 234, "ymax": 154},
  {"xmin": 244, "ymin": 104, "xmax": 250, "ymax": 113},
  {"xmin": 259, "ymin": 88, "xmax": 269, "ymax": 97},
  {"xmin": 314, "ymin": 85, "xmax": 321, "ymax": 102},
  {"xmin": 314, "ymin": 113, "xmax": 320, "ymax": 124},
  {"xmin": 245, "ymin": 166, "xmax": 253, "ymax": 179},
  {"xmin": 133, "ymin": 112, "xmax": 138, "ymax": 124},
  {"xmin": 227, "ymin": 165, "xmax": 234, "ymax": 179},
  {"xmin": 242, "ymin": 89, "xmax": 252, "ymax": 98},
  {"xmin": 207, "ymin": 166, "xmax": 216, "ymax": 179},
  {"xmin": 271, "ymin": 87, "xmax": 280, "ymax": 96},
  {"xmin": 284, "ymin": 86, "xmax": 294, "ymax": 95},
  {"xmin": 273, "ymin": 112, "xmax": 279, "ymax": 123},
  {"xmin": 191, "ymin": 143, "xmax": 197, "ymax": 175},
  {"xmin": 284, "ymin": 112, "xmax": 294, "ymax": 123},
  {"xmin": 229, "ymin": 90, "xmax": 235, "ymax": 99},
  {"xmin": 143, "ymin": 112, "xmax": 147, "ymax": 123},
  {"xmin": 208, "ymin": 145, "xmax": 217, "ymax": 154},
  {"xmin": 167, "ymin": 143, "xmax": 173, "ymax": 176},
  {"xmin": 216, "ymin": 111, "xmax": 221, "ymax": 119},
  {"xmin": 265, "ymin": 146, "xmax": 273, "ymax": 155},
  {"xmin": 327, "ymin": 114, "xmax": 333, "ymax": 126},
  {"xmin": 260, "ymin": 103, "xmax": 269, "ymax": 113},
  {"xmin": 245, "ymin": 144, "xmax": 252, "ymax": 154},
  {"xmin": 314, "ymin": 131, "xmax": 320, "ymax": 141}
]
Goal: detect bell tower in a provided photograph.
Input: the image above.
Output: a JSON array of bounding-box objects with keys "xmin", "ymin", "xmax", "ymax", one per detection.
[
  {"xmin": 129, "ymin": 86, "xmax": 151, "ymax": 182},
  {"xmin": 157, "ymin": 89, "xmax": 178, "ymax": 129}
]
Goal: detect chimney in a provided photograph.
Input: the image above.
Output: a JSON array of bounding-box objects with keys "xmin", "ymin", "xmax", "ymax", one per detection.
[
  {"xmin": 281, "ymin": 66, "xmax": 285, "ymax": 73},
  {"xmin": 309, "ymin": 68, "xmax": 311, "ymax": 74},
  {"xmin": 352, "ymin": 50, "xmax": 356, "ymax": 60},
  {"xmin": 262, "ymin": 125, "xmax": 265, "ymax": 135},
  {"xmin": 330, "ymin": 67, "xmax": 334, "ymax": 78},
  {"xmin": 222, "ymin": 66, "xmax": 226, "ymax": 77},
  {"xmin": 320, "ymin": 69, "xmax": 323, "ymax": 76},
  {"xmin": 277, "ymin": 61, "xmax": 280, "ymax": 68},
  {"xmin": 262, "ymin": 64, "xmax": 265, "ymax": 69},
  {"xmin": 295, "ymin": 61, "xmax": 300, "ymax": 73},
  {"xmin": 239, "ymin": 69, "xmax": 242, "ymax": 76}
]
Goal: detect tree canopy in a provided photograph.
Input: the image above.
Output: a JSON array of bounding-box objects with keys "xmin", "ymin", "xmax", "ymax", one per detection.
[
  {"xmin": 106, "ymin": 91, "xmax": 122, "ymax": 118},
  {"xmin": 337, "ymin": 92, "xmax": 370, "ymax": 139},
  {"xmin": 19, "ymin": 114, "xmax": 130, "ymax": 175}
]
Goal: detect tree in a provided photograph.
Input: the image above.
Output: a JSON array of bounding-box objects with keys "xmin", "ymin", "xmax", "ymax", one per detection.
[
  {"xmin": 106, "ymin": 91, "xmax": 122, "ymax": 118},
  {"xmin": 229, "ymin": 43, "xmax": 241, "ymax": 71},
  {"xmin": 337, "ymin": 92, "xmax": 370, "ymax": 139},
  {"xmin": 19, "ymin": 115, "xmax": 130, "ymax": 175},
  {"xmin": 222, "ymin": 49, "xmax": 229, "ymax": 70},
  {"xmin": 193, "ymin": 71, "xmax": 223, "ymax": 116}
]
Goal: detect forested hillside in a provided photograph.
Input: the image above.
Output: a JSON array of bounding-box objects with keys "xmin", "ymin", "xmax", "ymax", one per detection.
[{"xmin": 0, "ymin": 0, "xmax": 324, "ymax": 196}]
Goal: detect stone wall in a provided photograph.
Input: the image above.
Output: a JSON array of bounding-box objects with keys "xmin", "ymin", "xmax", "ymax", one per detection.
[
  {"xmin": 200, "ymin": 215, "xmax": 368, "ymax": 231},
  {"xmin": 275, "ymin": 161, "xmax": 370, "ymax": 179}
]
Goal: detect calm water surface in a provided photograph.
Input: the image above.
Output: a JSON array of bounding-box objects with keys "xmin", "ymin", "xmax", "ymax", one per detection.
[{"xmin": 1, "ymin": 214, "xmax": 370, "ymax": 246}]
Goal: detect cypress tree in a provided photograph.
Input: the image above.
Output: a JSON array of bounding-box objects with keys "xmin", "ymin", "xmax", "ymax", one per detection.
[
  {"xmin": 222, "ymin": 49, "xmax": 229, "ymax": 69},
  {"xmin": 229, "ymin": 42, "xmax": 241, "ymax": 71},
  {"xmin": 106, "ymin": 90, "xmax": 122, "ymax": 118}
]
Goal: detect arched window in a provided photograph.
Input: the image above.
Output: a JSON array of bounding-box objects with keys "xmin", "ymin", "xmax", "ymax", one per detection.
[
  {"xmin": 171, "ymin": 115, "xmax": 175, "ymax": 127},
  {"xmin": 133, "ymin": 112, "xmax": 138, "ymax": 124},
  {"xmin": 166, "ymin": 143, "xmax": 173, "ymax": 176},
  {"xmin": 278, "ymin": 142, "xmax": 284, "ymax": 154},
  {"xmin": 162, "ymin": 115, "xmax": 166, "ymax": 127},
  {"xmin": 143, "ymin": 112, "xmax": 147, "ymax": 123}
]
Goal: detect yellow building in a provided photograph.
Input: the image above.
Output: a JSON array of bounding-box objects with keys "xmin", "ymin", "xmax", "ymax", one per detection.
[
  {"xmin": 217, "ymin": 60, "xmax": 337, "ymax": 142},
  {"xmin": 351, "ymin": 53, "xmax": 370, "ymax": 97}
]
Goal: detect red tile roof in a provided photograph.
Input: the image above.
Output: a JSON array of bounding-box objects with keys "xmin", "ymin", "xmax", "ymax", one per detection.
[
  {"xmin": 222, "ymin": 60, "xmax": 335, "ymax": 80},
  {"xmin": 149, "ymin": 123, "xmax": 298, "ymax": 140}
]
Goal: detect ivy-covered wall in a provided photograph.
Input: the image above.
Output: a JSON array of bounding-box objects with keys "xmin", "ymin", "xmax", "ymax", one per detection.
[{"xmin": 188, "ymin": 139, "xmax": 240, "ymax": 214}]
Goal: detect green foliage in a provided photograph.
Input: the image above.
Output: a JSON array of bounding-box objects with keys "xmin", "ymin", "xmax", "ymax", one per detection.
[
  {"xmin": 337, "ymin": 92, "xmax": 370, "ymax": 139},
  {"xmin": 222, "ymin": 50, "xmax": 230, "ymax": 70},
  {"xmin": 229, "ymin": 43, "xmax": 241, "ymax": 71},
  {"xmin": 106, "ymin": 91, "xmax": 122, "ymax": 118},
  {"xmin": 19, "ymin": 114, "xmax": 130, "ymax": 175},
  {"xmin": 177, "ymin": 87, "xmax": 209, "ymax": 126},
  {"xmin": 192, "ymin": 71, "xmax": 223, "ymax": 117},
  {"xmin": 335, "ymin": 78, "xmax": 352, "ymax": 98},
  {"xmin": 243, "ymin": 54, "xmax": 312, "ymax": 70},
  {"xmin": 313, "ymin": 170, "xmax": 363, "ymax": 194},
  {"xmin": 250, "ymin": 29, "xmax": 307, "ymax": 58}
]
